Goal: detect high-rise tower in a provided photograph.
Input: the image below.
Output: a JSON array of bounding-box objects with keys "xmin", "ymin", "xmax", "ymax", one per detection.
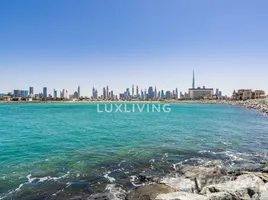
[
  {"xmin": 192, "ymin": 70, "xmax": 195, "ymax": 89},
  {"xmin": 78, "ymin": 86, "xmax": 80, "ymax": 98},
  {"xmin": 132, "ymin": 84, "xmax": 134, "ymax": 97}
]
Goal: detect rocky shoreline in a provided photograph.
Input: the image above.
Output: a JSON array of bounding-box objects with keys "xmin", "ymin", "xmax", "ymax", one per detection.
[
  {"xmin": 199, "ymin": 99, "xmax": 268, "ymax": 115},
  {"xmin": 88, "ymin": 164, "xmax": 268, "ymax": 200}
]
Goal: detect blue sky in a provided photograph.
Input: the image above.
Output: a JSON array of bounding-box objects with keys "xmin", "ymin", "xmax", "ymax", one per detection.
[{"xmin": 1, "ymin": 0, "xmax": 268, "ymax": 96}]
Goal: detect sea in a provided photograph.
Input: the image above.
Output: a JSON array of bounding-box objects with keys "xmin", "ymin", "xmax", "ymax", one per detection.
[{"xmin": 0, "ymin": 102, "xmax": 268, "ymax": 199}]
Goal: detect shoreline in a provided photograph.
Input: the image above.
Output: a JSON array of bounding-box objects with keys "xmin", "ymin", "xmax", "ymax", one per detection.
[
  {"xmin": 1, "ymin": 98, "xmax": 268, "ymax": 114},
  {"xmin": 3, "ymin": 160, "xmax": 267, "ymax": 200},
  {"xmin": 198, "ymin": 99, "xmax": 268, "ymax": 115}
]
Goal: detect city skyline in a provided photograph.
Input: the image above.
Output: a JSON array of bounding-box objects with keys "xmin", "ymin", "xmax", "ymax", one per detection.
[
  {"xmin": 2, "ymin": 70, "xmax": 225, "ymax": 99},
  {"xmin": 1, "ymin": 1, "xmax": 268, "ymax": 96}
]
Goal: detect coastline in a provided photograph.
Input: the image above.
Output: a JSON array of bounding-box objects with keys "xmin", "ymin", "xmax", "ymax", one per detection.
[
  {"xmin": 1, "ymin": 98, "xmax": 268, "ymax": 114},
  {"xmin": 101, "ymin": 163, "xmax": 268, "ymax": 200},
  {"xmin": 198, "ymin": 99, "xmax": 268, "ymax": 115}
]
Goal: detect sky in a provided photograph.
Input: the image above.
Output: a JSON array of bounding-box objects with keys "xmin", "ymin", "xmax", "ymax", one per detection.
[{"xmin": 0, "ymin": 0, "xmax": 268, "ymax": 97}]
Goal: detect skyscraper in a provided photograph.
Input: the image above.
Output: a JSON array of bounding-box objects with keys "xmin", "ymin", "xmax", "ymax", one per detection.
[
  {"xmin": 106, "ymin": 86, "xmax": 109, "ymax": 99},
  {"xmin": 161, "ymin": 90, "xmax": 164, "ymax": 99},
  {"xmin": 144, "ymin": 89, "xmax": 147, "ymax": 99},
  {"xmin": 92, "ymin": 87, "xmax": 95, "ymax": 98},
  {"xmin": 103, "ymin": 87, "xmax": 106, "ymax": 99},
  {"xmin": 136, "ymin": 85, "xmax": 139, "ymax": 96},
  {"xmin": 29, "ymin": 87, "xmax": 34, "ymax": 96},
  {"xmin": 132, "ymin": 84, "xmax": 134, "ymax": 97},
  {"xmin": 43, "ymin": 87, "xmax": 47, "ymax": 98},
  {"xmin": 192, "ymin": 70, "xmax": 195, "ymax": 89},
  {"xmin": 219, "ymin": 91, "xmax": 222, "ymax": 98},
  {"xmin": 53, "ymin": 89, "xmax": 57, "ymax": 98},
  {"xmin": 148, "ymin": 87, "xmax": 154, "ymax": 99},
  {"xmin": 78, "ymin": 86, "xmax": 80, "ymax": 98},
  {"xmin": 154, "ymin": 86, "xmax": 157, "ymax": 99}
]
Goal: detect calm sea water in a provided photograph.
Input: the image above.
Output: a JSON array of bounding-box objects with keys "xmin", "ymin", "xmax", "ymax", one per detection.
[{"xmin": 0, "ymin": 102, "xmax": 268, "ymax": 199}]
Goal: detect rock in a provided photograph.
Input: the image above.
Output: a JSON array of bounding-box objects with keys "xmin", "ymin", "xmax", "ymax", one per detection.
[
  {"xmin": 201, "ymin": 174, "xmax": 265, "ymax": 199},
  {"xmin": 156, "ymin": 191, "xmax": 234, "ymax": 200},
  {"xmin": 88, "ymin": 184, "xmax": 126, "ymax": 200},
  {"xmin": 179, "ymin": 166, "xmax": 226, "ymax": 179},
  {"xmin": 138, "ymin": 170, "xmax": 161, "ymax": 183},
  {"xmin": 126, "ymin": 183, "xmax": 175, "ymax": 200},
  {"xmin": 155, "ymin": 191, "xmax": 206, "ymax": 200},
  {"xmin": 178, "ymin": 166, "xmax": 227, "ymax": 191},
  {"xmin": 160, "ymin": 177, "xmax": 197, "ymax": 193},
  {"xmin": 205, "ymin": 192, "xmax": 234, "ymax": 200},
  {"xmin": 69, "ymin": 196, "xmax": 83, "ymax": 200},
  {"xmin": 241, "ymin": 171, "xmax": 268, "ymax": 183},
  {"xmin": 261, "ymin": 166, "xmax": 268, "ymax": 173},
  {"xmin": 260, "ymin": 183, "xmax": 268, "ymax": 200}
]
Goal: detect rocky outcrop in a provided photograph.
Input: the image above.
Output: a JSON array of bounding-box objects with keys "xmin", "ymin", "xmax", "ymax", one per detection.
[
  {"xmin": 160, "ymin": 177, "xmax": 196, "ymax": 193},
  {"xmin": 126, "ymin": 183, "xmax": 175, "ymax": 200},
  {"xmin": 87, "ymin": 166, "xmax": 268, "ymax": 200},
  {"xmin": 260, "ymin": 183, "xmax": 268, "ymax": 200},
  {"xmin": 178, "ymin": 165, "xmax": 230, "ymax": 191},
  {"xmin": 126, "ymin": 166, "xmax": 268, "ymax": 200},
  {"xmin": 156, "ymin": 191, "xmax": 234, "ymax": 200},
  {"xmin": 200, "ymin": 99, "xmax": 268, "ymax": 115},
  {"xmin": 200, "ymin": 174, "xmax": 265, "ymax": 199}
]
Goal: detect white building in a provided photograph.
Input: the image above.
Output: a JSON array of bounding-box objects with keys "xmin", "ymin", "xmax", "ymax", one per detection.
[{"xmin": 189, "ymin": 87, "xmax": 214, "ymax": 100}]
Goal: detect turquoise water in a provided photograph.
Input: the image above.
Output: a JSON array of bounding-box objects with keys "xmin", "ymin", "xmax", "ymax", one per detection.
[{"xmin": 0, "ymin": 102, "xmax": 268, "ymax": 199}]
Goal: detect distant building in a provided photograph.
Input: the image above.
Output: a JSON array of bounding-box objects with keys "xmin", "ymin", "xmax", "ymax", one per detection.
[
  {"xmin": 154, "ymin": 87, "xmax": 157, "ymax": 99},
  {"xmin": 232, "ymin": 89, "xmax": 265, "ymax": 100},
  {"xmin": 180, "ymin": 92, "xmax": 184, "ymax": 98},
  {"xmin": 148, "ymin": 87, "xmax": 154, "ymax": 99},
  {"xmin": 192, "ymin": 70, "xmax": 195, "ymax": 89},
  {"xmin": 215, "ymin": 88, "xmax": 219, "ymax": 96},
  {"xmin": 29, "ymin": 87, "xmax": 34, "ymax": 96},
  {"xmin": 165, "ymin": 91, "xmax": 172, "ymax": 99},
  {"xmin": 53, "ymin": 89, "xmax": 57, "ymax": 98},
  {"xmin": 144, "ymin": 89, "xmax": 147, "ymax": 99},
  {"xmin": 119, "ymin": 93, "xmax": 125, "ymax": 100},
  {"xmin": 92, "ymin": 87, "xmax": 98, "ymax": 99},
  {"xmin": 125, "ymin": 88, "xmax": 130, "ymax": 99},
  {"xmin": 189, "ymin": 87, "xmax": 214, "ymax": 100},
  {"xmin": 0, "ymin": 93, "xmax": 8, "ymax": 97},
  {"xmin": 13, "ymin": 90, "xmax": 21, "ymax": 98},
  {"xmin": 218, "ymin": 91, "xmax": 222, "ymax": 98},
  {"xmin": 78, "ymin": 86, "xmax": 80, "ymax": 98},
  {"xmin": 136, "ymin": 86, "xmax": 139, "ymax": 96},
  {"xmin": 161, "ymin": 90, "xmax": 165, "ymax": 99},
  {"xmin": 13, "ymin": 90, "xmax": 28, "ymax": 98},
  {"xmin": 73, "ymin": 91, "xmax": 79, "ymax": 99},
  {"xmin": 103, "ymin": 87, "xmax": 106, "ymax": 99},
  {"xmin": 43, "ymin": 87, "xmax": 47, "ymax": 98},
  {"xmin": 106, "ymin": 86, "xmax": 109, "ymax": 99},
  {"xmin": 132, "ymin": 84, "xmax": 134, "ymax": 97}
]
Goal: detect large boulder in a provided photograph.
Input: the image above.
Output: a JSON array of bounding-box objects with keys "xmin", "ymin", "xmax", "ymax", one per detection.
[
  {"xmin": 178, "ymin": 166, "xmax": 228, "ymax": 191},
  {"xmin": 155, "ymin": 191, "xmax": 206, "ymax": 200},
  {"xmin": 126, "ymin": 183, "xmax": 175, "ymax": 200},
  {"xmin": 155, "ymin": 191, "xmax": 233, "ymax": 200},
  {"xmin": 201, "ymin": 174, "xmax": 265, "ymax": 199},
  {"xmin": 178, "ymin": 166, "xmax": 226, "ymax": 179},
  {"xmin": 160, "ymin": 176, "xmax": 197, "ymax": 193}
]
